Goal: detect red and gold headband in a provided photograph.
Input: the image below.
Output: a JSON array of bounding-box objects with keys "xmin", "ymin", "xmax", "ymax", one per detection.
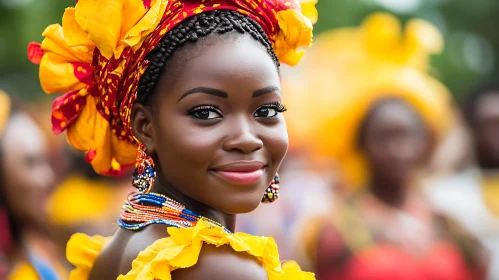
[{"xmin": 28, "ymin": 0, "xmax": 317, "ymax": 175}]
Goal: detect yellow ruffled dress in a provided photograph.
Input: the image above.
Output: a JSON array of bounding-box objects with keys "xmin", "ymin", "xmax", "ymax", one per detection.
[{"xmin": 67, "ymin": 220, "xmax": 314, "ymax": 280}]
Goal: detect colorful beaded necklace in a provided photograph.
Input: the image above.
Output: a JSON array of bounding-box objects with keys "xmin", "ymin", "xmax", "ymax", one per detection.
[{"xmin": 118, "ymin": 192, "xmax": 231, "ymax": 233}]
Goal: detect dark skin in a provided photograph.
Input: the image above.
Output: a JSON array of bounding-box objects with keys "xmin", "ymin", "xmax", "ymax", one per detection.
[
  {"xmin": 90, "ymin": 34, "xmax": 286, "ymax": 279},
  {"xmin": 360, "ymin": 98, "xmax": 430, "ymax": 208},
  {"xmin": 471, "ymin": 92, "xmax": 499, "ymax": 169}
]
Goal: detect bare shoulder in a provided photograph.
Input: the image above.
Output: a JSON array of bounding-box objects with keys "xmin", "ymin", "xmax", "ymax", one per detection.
[
  {"xmin": 172, "ymin": 244, "xmax": 268, "ymax": 280},
  {"xmin": 90, "ymin": 226, "xmax": 267, "ymax": 280},
  {"xmin": 89, "ymin": 225, "xmax": 170, "ymax": 280}
]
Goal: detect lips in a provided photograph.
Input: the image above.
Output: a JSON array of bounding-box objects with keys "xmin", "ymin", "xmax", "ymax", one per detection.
[{"xmin": 212, "ymin": 161, "xmax": 265, "ymax": 185}]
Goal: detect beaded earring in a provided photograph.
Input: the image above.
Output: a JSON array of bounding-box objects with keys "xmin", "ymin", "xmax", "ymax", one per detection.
[
  {"xmin": 262, "ymin": 174, "xmax": 280, "ymax": 203},
  {"xmin": 132, "ymin": 143, "xmax": 156, "ymax": 193}
]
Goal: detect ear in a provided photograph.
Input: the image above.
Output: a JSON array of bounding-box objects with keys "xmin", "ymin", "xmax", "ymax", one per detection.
[{"xmin": 131, "ymin": 103, "xmax": 156, "ymax": 155}]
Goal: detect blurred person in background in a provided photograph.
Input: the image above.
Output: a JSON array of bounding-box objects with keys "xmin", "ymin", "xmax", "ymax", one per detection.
[
  {"xmin": 46, "ymin": 147, "xmax": 132, "ymax": 266},
  {"xmin": 427, "ymin": 82, "xmax": 499, "ymax": 279},
  {"xmin": 287, "ymin": 13, "xmax": 488, "ymax": 279},
  {"xmin": 0, "ymin": 90, "xmax": 66, "ymax": 279}
]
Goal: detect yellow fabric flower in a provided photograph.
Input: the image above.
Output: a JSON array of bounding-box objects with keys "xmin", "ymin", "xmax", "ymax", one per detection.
[
  {"xmin": 66, "ymin": 221, "xmax": 315, "ymax": 280},
  {"xmin": 71, "ymin": 0, "xmax": 169, "ymax": 60},
  {"xmin": 285, "ymin": 13, "xmax": 453, "ymax": 187},
  {"xmin": 65, "ymin": 94, "xmax": 137, "ymax": 174},
  {"xmin": 38, "ymin": 24, "xmax": 93, "ymax": 94},
  {"xmin": 275, "ymin": 9, "xmax": 314, "ymax": 66}
]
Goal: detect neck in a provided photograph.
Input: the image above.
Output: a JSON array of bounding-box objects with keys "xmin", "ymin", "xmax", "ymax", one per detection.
[
  {"xmin": 369, "ymin": 176, "xmax": 410, "ymax": 208},
  {"xmin": 151, "ymin": 175, "xmax": 236, "ymax": 232}
]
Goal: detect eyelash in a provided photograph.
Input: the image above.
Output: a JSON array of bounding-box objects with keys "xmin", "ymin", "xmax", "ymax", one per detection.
[
  {"xmin": 187, "ymin": 105, "xmax": 223, "ymax": 116},
  {"xmin": 187, "ymin": 102, "xmax": 288, "ymax": 120},
  {"xmin": 259, "ymin": 102, "xmax": 288, "ymax": 113}
]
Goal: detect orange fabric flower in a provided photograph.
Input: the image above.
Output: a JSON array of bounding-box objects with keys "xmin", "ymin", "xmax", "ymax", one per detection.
[{"xmin": 28, "ymin": 0, "xmax": 316, "ymax": 175}]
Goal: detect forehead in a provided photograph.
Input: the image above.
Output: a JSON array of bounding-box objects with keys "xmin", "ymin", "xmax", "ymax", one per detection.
[
  {"xmin": 2, "ymin": 113, "xmax": 46, "ymax": 156},
  {"xmin": 476, "ymin": 92, "xmax": 499, "ymax": 120},
  {"xmin": 367, "ymin": 100, "xmax": 422, "ymax": 131},
  {"xmin": 161, "ymin": 33, "xmax": 280, "ymax": 94}
]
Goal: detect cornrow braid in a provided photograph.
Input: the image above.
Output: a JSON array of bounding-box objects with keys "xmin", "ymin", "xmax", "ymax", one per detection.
[{"xmin": 137, "ymin": 9, "xmax": 280, "ymax": 105}]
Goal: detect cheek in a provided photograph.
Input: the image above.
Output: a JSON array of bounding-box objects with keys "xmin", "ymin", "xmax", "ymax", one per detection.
[
  {"xmin": 262, "ymin": 120, "xmax": 289, "ymax": 168},
  {"xmin": 2, "ymin": 156, "xmax": 40, "ymax": 220},
  {"xmin": 155, "ymin": 117, "xmax": 222, "ymax": 179}
]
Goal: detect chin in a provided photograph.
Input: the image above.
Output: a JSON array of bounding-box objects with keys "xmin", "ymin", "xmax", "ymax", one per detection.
[{"xmin": 216, "ymin": 193, "xmax": 264, "ymax": 215}]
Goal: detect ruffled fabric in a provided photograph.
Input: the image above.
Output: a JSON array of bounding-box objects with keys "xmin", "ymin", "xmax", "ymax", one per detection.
[
  {"xmin": 67, "ymin": 233, "xmax": 110, "ymax": 280},
  {"xmin": 67, "ymin": 220, "xmax": 314, "ymax": 280},
  {"xmin": 28, "ymin": 0, "xmax": 317, "ymax": 175}
]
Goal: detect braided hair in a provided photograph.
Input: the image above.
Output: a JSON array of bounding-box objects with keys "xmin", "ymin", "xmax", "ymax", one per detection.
[{"xmin": 137, "ymin": 9, "xmax": 280, "ymax": 105}]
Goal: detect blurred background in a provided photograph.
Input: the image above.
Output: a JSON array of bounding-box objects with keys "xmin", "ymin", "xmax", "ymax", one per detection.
[
  {"xmin": 0, "ymin": 0, "xmax": 497, "ymax": 99},
  {"xmin": 1, "ymin": 0, "xmax": 499, "ymax": 279}
]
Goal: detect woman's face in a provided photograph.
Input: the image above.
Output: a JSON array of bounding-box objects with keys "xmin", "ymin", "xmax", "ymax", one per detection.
[
  {"xmin": 1, "ymin": 113, "xmax": 55, "ymax": 226},
  {"xmin": 362, "ymin": 100, "xmax": 429, "ymax": 186},
  {"xmin": 134, "ymin": 34, "xmax": 287, "ymax": 214},
  {"xmin": 473, "ymin": 93, "xmax": 499, "ymax": 168}
]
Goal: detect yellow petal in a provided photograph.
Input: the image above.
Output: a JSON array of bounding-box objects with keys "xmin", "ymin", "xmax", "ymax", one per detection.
[
  {"xmin": 73, "ymin": 0, "xmax": 166, "ymax": 59},
  {"xmin": 362, "ymin": 13, "xmax": 402, "ymax": 58},
  {"xmin": 123, "ymin": 0, "xmax": 169, "ymax": 54},
  {"xmin": 39, "ymin": 54, "xmax": 86, "ymax": 93},
  {"xmin": 62, "ymin": 8, "xmax": 93, "ymax": 50},
  {"xmin": 67, "ymin": 233, "xmax": 110, "ymax": 280},
  {"xmin": 299, "ymin": 0, "xmax": 318, "ymax": 24},
  {"xmin": 275, "ymin": 9, "xmax": 313, "ymax": 66},
  {"xmin": 74, "ymin": 0, "xmax": 140, "ymax": 59},
  {"xmin": 41, "ymin": 24, "xmax": 93, "ymax": 63},
  {"xmin": 405, "ymin": 18, "xmax": 444, "ymax": 55}
]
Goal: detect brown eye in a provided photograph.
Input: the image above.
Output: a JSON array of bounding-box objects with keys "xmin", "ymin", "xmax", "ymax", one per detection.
[
  {"xmin": 254, "ymin": 107, "xmax": 278, "ymax": 118},
  {"xmin": 253, "ymin": 103, "xmax": 287, "ymax": 118},
  {"xmin": 188, "ymin": 105, "xmax": 223, "ymax": 120}
]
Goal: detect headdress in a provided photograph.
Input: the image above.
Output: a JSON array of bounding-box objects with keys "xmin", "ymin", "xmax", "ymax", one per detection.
[
  {"xmin": 284, "ymin": 13, "xmax": 453, "ymax": 187},
  {"xmin": 28, "ymin": 0, "xmax": 317, "ymax": 175}
]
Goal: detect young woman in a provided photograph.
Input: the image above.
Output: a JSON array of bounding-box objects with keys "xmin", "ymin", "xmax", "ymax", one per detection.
[
  {"xmin": 28, "ymin": 0, "xmax": 317, "ymax": 279},
  {"xmin": 286, "ymin": 13, "xmax": 488, "ymax": 279},
  {"xmin": 309, "ymin": 97, "xmax": 487, "ymax": 280}
]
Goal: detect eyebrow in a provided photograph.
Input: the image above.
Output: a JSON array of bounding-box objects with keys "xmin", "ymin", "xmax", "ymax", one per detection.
[
  {"xmin": 253, "ymin": 86, "xmax": 281, "ymax": 97},
  {"xmin": 178, "ymin": 87, "xmax": 228, "ymax": 102},
  {"xmin": 177, "ymin": 86, "xmax": 281, "ymax": 102}
]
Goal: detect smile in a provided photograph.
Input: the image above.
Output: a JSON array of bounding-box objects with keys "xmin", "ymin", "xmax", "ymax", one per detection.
[{"xmin": 211, "ymin": 161, "xmax": 266, "ymax": 185}]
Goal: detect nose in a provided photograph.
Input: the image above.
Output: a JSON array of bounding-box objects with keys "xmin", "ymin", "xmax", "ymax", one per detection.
[
  {"xmin": 222, "ymin": 116, "xmax": 263, "ymax": 154},
  {"xmin": 389, "ymin": 140, "xmax": 418, "ymax": 164}
]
